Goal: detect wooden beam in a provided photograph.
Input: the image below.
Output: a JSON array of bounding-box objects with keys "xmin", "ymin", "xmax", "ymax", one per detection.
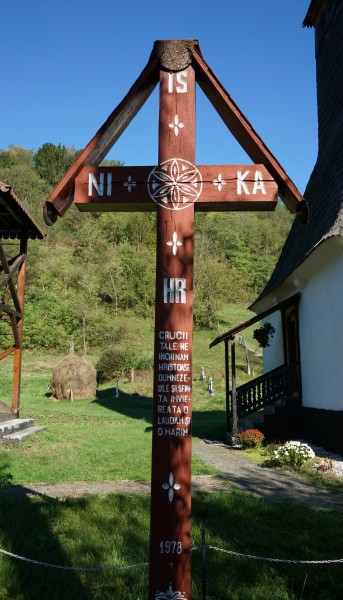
[
  {"xmin": 225, "ymin": 339, "xmax": 230, "ymax": 432},
  {"xmin": 0, "ymin": 346, "xmax": 15, "ymax": 361},
  {"xmin": 43, "ymin": 54, "xmax": 160, "ymax": 224},
  {"xmin": 0, "ymin": 243, "xmax": 21, "ymax": 313},
  {"xmin": 231, "ymin": 339, "xmax": 238, "ymax": 438},
  {"xmin": 192, "ymin": 48, "xmax": 308, "ymax": 221},
  {"xmin": 9, "ymin": 313, "xmax": 20, "ymax": 348},
  {"xmin": 12, "ymin": 237, "xmax": 27, "ymax": 414},
  {"xmin": 0, "ymin": 254, "xmax": 25, "ymax": 290},
  {"xmin": 0, "ymin": 303, "xmax": 22, "ymax": 319},
  {"xmin": 74, "ymin": 164, "xmax": 278, "ymax": 212}
]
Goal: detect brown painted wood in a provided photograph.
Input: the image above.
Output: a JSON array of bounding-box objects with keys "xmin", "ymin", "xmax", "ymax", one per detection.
[
  {"xmin": 149, "ymin": 65, "xmax": 195, "ymax": 600},
  {"xmin": 44, "ymin": 40, "xmax": 306, "ymax": 224},
  {"xmin": 0, "ymin": 304, "xmax": 22, "ymax": 319},
  {"xmin": 0, "ymin": 254, "xmax": 26, "ymax": 290},
  {"xmin": 0, "ymin": 346, "xmax": 15, "ymax": 361},
  {"xmin": 44, "ymin": 55, "xmax": 160, "ymax": 223},
  {"xmin": 0, "ymin": 243, "xmax": 21, "ymax": 313},
  {"xmin": 192, "ymin": 47, "xmax": 307, "ymax": 220},
  {"xmin": 74, "ymin": 164, "xmax": 277, "ymax": 212},
  {"xmin": 12, "ymin": 238, "xmax": 27, "ymax": 414},
  {"xmin": 41, "ymin": 41, "xmax": 309, "ymax": 599}
]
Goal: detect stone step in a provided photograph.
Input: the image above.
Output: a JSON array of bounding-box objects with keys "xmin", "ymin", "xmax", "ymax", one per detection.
[
  {"xmin": 0, "ymin": 413, "xmax": 16, "ymax": 424},
  {"xmin": 273, "ymin": 399, "xmax": 285, "ymax": 407},
  {"xmin": 244, "ymin": 412, "xmax": 264, "ymax": 424},
  {"xmin": 0, "ymin": 418, "xmax": 34, "ymax": 438},
  {"xmin": 2, "ymin": 425, "xmax": 47, "ymax": 445}
]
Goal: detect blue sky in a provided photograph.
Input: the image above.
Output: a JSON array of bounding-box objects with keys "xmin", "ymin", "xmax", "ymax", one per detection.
[{"xmin": 1, "ymin": 0, "xmax": 316, "ymax": 194}]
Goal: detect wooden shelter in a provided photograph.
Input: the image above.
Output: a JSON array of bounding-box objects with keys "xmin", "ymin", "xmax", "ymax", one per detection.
[{"xmin": 0, "ymin": 182, "xmax": 44, "ymax": 419}]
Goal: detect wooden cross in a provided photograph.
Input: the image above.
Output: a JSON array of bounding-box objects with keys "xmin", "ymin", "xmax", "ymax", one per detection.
[{"xmin": 44, "ymin": 40, "xmax": 306, "ymax": 600}]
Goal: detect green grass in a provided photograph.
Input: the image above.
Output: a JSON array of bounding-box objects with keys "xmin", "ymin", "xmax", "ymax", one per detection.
[
  {"xmin": 241, "ymin": 445, "xmax": 343, "ymax": 494},
  {"xmin": 0, "ymin": 491, "xmax": 343, "ymax": 599},
  {"xmin": 1, "ymin": 325, "xmax": 342, "ymax": 598},
  {"xmin": 0, "ymin": 319, "xmax": 259, "ymax": 486},
  {"xmin": 0, "ymin": 378, "xmax": 217, "ymax": 485}
]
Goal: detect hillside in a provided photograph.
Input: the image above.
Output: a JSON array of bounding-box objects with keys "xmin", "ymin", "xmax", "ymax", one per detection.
[{"xmin": 0, "ymin": 144, "xmax": 293, "ymax": 358}]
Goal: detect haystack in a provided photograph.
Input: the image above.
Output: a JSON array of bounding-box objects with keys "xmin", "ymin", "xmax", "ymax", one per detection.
[{"xmin": 50, "ymin": 355, "xmax": 97, "ymax": 400}]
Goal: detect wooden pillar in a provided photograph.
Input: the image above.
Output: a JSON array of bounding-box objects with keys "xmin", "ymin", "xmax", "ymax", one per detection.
[
  {"xmin": 149, "ymin": 66, "xmax": 195, "ymax": 599},
  {"xmin": 12, "ymin": 237, "xmax": 27, "ymax": 415},
  {"xmin": 231, "ymin": 338, "xmax": 238, "ymax": 439},
  {"xmin": 224, "ymin": 339, "xmax": 231, "ymax": 432}
]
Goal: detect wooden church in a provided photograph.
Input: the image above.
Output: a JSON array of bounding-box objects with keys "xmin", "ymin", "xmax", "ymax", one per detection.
[{"xmin": 212, "ymin": 0, "xmax": 343, "ymax": 454}]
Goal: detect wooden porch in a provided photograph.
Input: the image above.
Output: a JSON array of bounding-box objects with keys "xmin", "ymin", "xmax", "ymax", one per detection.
[
  {"xmin": 0, "ymin": 182, "xmax": 44, "ymax": 419},
  {"xmin": 210, "ymin": 294, "xmax": 301, "ymax": 439}
]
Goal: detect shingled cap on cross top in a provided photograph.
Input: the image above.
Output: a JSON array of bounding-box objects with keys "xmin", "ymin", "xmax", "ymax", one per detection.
[{"xmin": 43, "ymin": 40, "xmax": 306, "ymax": 600}]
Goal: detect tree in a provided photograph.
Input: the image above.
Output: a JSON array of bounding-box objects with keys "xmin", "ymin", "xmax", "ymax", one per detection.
[
  {"xmin": 34, "ymin": 143, "xmax": 80, "ymax": 187},
  {"xmin": 194, "ymin": 233, "xmax": 232, "ymax": 328}
]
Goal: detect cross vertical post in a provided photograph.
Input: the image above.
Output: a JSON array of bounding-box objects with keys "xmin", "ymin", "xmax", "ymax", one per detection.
[
  {"xmin": 149, "ymin": 66, "xmax": 195, "ymax": 599},
  {"xmin": 43, "ymin": 38, "xmax": 307, "ymax": 600}
]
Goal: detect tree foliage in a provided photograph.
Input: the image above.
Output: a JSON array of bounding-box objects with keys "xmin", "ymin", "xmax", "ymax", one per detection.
[
  {"xmin": 34, "ymin": 143, "xmax": 80, "ymax": 187},
  {"xmin": 0, "ymin": 144, "xmax": 293, "ymax": 352}
]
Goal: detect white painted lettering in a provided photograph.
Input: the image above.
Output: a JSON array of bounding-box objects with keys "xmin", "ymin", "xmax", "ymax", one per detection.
[
  {"xmin": 176, "ymin": 71, "xmax": 188, "ymax": 93},
  {"xmin": 253, "ymin": 170, "xmax": 266, "ymax": 195},
  {"xmin": 107, "ymin": 172, "xmax": 112, "ymax": 196},
  {"xmin": 237, "ymin": 170, "xmax": 250, "ymax": 195},
  {"xmin": 158, "ymin": 384, "xmax": 170, "ymax": 393},
  {"xmin": 88, "ymin": 172, "xmax": 112, "ymax": 197},
  {"xmin": 88, "ymin": 172, "xmax": 104, "ymax": 196},
  {"xmin": 171, "ymin": 385, "xmax": 191, "ymax": 393},
  {"xmin": 159, "ymin": 331, "xmax": 188, "ymax": 340},
  {"xmin": 163, "ymin": 278, "xmax": 186, "ymax": 304},
  {"xmin": 168, "ymin": 71, "xmax": 188, "ymax": 94}
]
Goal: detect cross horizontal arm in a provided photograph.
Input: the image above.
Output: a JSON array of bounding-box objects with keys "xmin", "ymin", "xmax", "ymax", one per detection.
[
  {"xmin": 74, "ymin": 164, "xmax": 278, "ymax": 212},
  {"xmin": 192, "ymin": 47, "xmax": 307, "ymax": 221},
  {"xmin": 43, "ymin": 54, "xmax": 160, "ymax": 225}
]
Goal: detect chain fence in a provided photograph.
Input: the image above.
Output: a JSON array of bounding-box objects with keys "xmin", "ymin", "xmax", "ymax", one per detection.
[{"xmin": 1, "ymin": 542, "xmax": 343, "ymax": 573}]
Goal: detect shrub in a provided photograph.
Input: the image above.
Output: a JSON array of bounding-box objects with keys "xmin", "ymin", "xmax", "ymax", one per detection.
[
  {"xmin": 96, "ymin": 348, "xmax": 154, "ymax": 383},
  {"xmin": 273, "ymin": 441, "xmax": 315, "ymax": 468},
  {"xmin": 237, "ymin": 428, "xmax": 265, "ymax": 449},
  {"xmin": 96, "ymin": 348, "xmax": 124, "ymax": 383}
]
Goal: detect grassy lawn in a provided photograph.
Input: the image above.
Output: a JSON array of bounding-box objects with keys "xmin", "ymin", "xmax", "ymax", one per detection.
[
  {"xmin": 1, "ymin": 343, "xmax": 343, "ymax": 598},
  {"xmin": 1, "ymin": 491, "xmax": 343, "ymax": 599},
  {"xmin": 240, "ymin": 445, "xmax": 343, "ymax": 494},
  {"xmin": 0, "ymin": 321, "xmax": 257, "ymax": 486}
]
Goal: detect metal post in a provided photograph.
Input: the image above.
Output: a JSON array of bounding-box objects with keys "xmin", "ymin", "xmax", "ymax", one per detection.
[{"xmin": 115, "ymin": 377, "xmax": 119, "ymax": 398}]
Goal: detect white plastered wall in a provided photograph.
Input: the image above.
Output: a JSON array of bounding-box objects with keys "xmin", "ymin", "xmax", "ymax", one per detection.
[
  {"xmin": 263, "ymin": 311, "xmax": 284, "ymax": 372},
  {"xmin": 299, "ymin": 250, "xmax": 343, "ymax": 410}
]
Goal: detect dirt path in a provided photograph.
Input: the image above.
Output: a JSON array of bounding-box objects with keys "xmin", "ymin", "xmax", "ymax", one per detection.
[{"xmin": 3, "ymin": 439, "xmax": 343, "ymax": 510}]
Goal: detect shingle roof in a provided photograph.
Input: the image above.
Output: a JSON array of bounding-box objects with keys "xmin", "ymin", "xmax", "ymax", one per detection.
[
  {"xmin": 254, "ymin": 0, "xmax": 343, "ymax": 307},
  {"xmin": 303, "ymin": 0, "xmax": 323, "ymax": 27},
  {"xmin": 254, "ymin": 125, "xmax": 343, "ymax": 304},
  {"xmin": 0, "ymin": 182, "xmax": 45, "ymax": 240}
]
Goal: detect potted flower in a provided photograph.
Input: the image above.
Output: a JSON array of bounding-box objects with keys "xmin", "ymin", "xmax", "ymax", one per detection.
[{"xmin": 253, "ymin": 322, "xmax": 275, "ymax": 348}]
